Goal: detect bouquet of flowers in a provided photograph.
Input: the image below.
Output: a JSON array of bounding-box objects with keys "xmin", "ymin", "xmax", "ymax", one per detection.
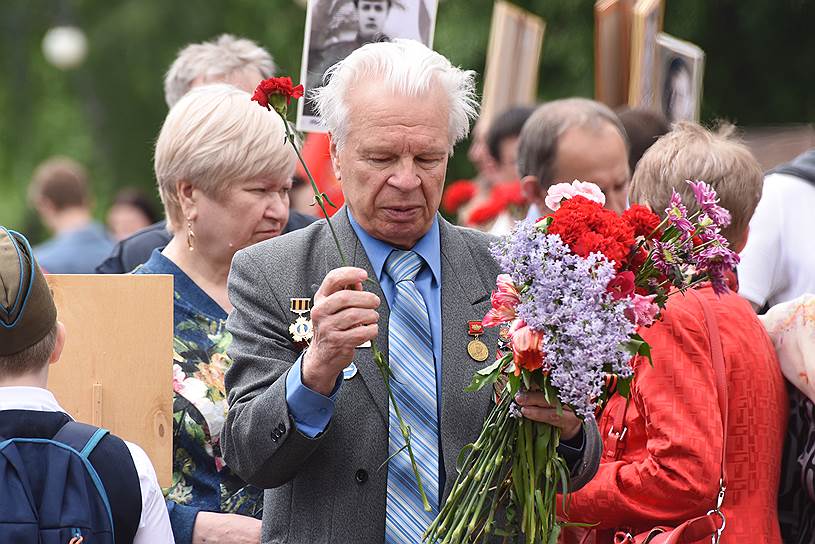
[{"xmin": 424, "ymin": 180, "xmax": 738, "ymax": 543}]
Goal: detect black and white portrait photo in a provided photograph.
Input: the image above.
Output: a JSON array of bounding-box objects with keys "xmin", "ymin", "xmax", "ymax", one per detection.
[
  {"xmin": 656, "ymin": 33, "xmax": 704, "ymax": 122},
  {"xmin": 297, "ymin": 0, "xmax": 439, "ymax": 131}
]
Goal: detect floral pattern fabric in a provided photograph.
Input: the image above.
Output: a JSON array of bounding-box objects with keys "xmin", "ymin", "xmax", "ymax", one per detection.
[{"xmin": 136, "ymin": 250, "xmax": 262, "ymax": 541}]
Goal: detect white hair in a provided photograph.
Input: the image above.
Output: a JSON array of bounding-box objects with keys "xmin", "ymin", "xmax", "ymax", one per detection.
[
  {"xmin": 164, "ymin": 34, "xmax": 276, "ymax": 108},
  {"xmin": 154, "ymin": 84, "xmax": 296, "ymax": 231},
  {"xmin": 313, "ymin": 39, "xmax": 479, "ymax": 151}
]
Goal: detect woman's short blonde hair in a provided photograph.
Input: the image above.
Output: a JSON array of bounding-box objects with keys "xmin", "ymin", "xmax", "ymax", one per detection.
[
  {"xmin": 154, "ymin": 84, "xmax": 296, "ymax": 231},
  {"xmin": 630, "ymin": 122, "xmax": 763, "ymax": 246}
]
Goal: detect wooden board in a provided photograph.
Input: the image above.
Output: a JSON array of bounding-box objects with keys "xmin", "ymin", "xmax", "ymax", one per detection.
[
  {"xmin": 46, "ymin": 274, "xmax": 174, "ymax": 487},
  {"xmin": 480, "ymin": 1, "xmax": 545, "ymax": 126},
  {"xmin": 594, "ymin": 0, "xmax": 633, "ymax": 108}
]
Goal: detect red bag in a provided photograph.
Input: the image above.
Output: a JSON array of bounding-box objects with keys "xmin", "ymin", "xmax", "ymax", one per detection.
[{"xmin": 600, "ymin": 291, "xmax": 729, "ymax": 544}]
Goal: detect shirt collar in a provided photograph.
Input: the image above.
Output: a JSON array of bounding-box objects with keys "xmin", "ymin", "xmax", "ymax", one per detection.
[
  {"xmin": 0, "ymin": 386, "xmax": 70, "ymax": 415},
  {"xmin": 346, "ymin": 208, "xmax": 441, "ymax": 284},
  {"xmin": 139, "ymin": 249, "xmax": 227, "ymax": 321}
]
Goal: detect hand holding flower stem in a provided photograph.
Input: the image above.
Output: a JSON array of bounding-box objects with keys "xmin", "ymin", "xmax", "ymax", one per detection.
[{"xmin": 252, "ymin": 77, "xmax": 430, "ymax": 511}]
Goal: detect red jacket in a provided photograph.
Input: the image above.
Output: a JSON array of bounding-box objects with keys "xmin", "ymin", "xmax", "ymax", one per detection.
[{"xmin": 561, "ymin": 286, "xmax": 788, "ymax": 543}]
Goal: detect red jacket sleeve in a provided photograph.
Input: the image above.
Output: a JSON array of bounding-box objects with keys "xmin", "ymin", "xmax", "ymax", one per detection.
[{"xmin": 563, "ymin": 296, "xmax": 723, "ymax": 528}]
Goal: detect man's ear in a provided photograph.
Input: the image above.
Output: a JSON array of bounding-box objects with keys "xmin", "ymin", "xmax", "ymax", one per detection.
[
  {"xmin": 329, "ymin": 134, "xmax": 342, "ymax": 182},
  {"xmin": 49, "ymin": 322, "xmax": 66, "ymax": 367},
  {"xmin": 521, "ymin": 175, "xmax": 541, "ymax": 204}
]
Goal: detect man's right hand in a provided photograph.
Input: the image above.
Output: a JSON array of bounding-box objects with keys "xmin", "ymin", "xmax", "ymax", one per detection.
[{"xmin": 302, "ymin": 267, "xmax": 380, "ymax": 395}]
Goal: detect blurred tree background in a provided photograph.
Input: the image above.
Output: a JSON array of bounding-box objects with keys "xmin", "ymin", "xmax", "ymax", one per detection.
[{"xmin": 1, "ymin": 0, "xmax": 813, "ymax": 241}]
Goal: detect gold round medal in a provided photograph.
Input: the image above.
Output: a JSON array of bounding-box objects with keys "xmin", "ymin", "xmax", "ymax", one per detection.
[{"xmin": 467, "ymin": 339, "xmax": 489, "ymax": 362}]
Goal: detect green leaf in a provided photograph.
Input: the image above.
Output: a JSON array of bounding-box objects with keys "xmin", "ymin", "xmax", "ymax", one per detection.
[
  {"xmin": 456, "ymin": 443, "xmax": 476, "ymax": 473},
  {"xmin": 622, "ymin": 333, "xmax": 654, "ymax": 367},
  {"xmin": 465, "ymin": 357, "xmax": 504, "ymax": 392},
  {"xmin": 322, "ymin": 192, "xmax": 338, "ymax": 209},
  {"xmin": 617, "ymin": 376, "xmax": 632, "ymax": 399}
]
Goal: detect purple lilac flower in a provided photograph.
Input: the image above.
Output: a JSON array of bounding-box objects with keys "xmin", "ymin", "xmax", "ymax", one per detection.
[
  {"xmin": 687, "ymin": 180, "xmax": 732, "ymax": 228},
  {"xmin": 491, "ymin": 220, "xmax": 635, "ymax": 419},
  {"xmin": 665, "ymin": 190, "xmax": 694, "ymax": 236}
]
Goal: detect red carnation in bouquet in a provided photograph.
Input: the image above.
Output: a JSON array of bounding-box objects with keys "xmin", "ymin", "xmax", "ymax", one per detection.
[
  {"xmin": 623, "ymin": 204, "xmax": 661, "ymax": 238},
  {"xmin": 547, "ymin": 196, "xmax": 635, "ymax": 270}
]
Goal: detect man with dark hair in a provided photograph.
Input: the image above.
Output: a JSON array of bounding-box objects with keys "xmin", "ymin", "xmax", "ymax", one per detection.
[
  {"xmin": 28, "ymin": 156, "xmax": 113, "ymax": 273},
  {"xmin": 0, "ymin": 227, "xmax": 173, "ymax": 543},
  {"xmin": 485, "ymin": 105, "xmax": 537, "ymax": 184},
  {"xmin": 616, "ymin": 107, "xmax": 671, "ymax": 174}
]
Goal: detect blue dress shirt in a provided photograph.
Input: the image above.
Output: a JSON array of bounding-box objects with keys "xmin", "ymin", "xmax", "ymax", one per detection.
[{"xmin": 285, "ymin": 211, "xmax": 442, "ymax": 439}]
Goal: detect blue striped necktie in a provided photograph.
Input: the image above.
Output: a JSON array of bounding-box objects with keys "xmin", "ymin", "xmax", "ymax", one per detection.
[{"xmin": 384, "ymin": 249, "xmax": 440, "ymax": 543}]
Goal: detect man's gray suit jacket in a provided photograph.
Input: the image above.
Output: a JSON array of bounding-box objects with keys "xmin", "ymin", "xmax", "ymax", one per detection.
[{"xmin": 221, "ymin": 208, "xmax": 601, "ymax": 543}]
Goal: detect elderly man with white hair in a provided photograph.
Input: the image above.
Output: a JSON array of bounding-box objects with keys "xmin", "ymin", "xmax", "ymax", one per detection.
[{"xmin": 221, "ymin": 40, "xmax": 601, "ymax": 543}]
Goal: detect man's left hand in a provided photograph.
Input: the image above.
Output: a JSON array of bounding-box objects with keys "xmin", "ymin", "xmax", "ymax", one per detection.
[{"xmin": 514, "ymin": 391, "xmax": 582, "ymax": 440}]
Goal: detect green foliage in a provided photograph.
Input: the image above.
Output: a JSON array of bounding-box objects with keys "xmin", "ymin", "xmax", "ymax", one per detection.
[{"xmin": 1, "ymin": 0, "xmax": 813, "ymax": 240}]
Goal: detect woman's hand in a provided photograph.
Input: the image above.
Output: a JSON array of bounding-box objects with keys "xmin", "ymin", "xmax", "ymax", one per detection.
[
  {"xmin": 514, "ymin": 391, "xmax": 582, "ymax": 440},
  {"xmin": 192, "ymin": 512, "xmax": 262, "ymax": 544}
]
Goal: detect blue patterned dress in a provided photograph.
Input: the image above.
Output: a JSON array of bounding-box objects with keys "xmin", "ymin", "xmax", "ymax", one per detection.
[{"xmin": 135, "ymin": 249, "xmax": 262, "ymax": 544}]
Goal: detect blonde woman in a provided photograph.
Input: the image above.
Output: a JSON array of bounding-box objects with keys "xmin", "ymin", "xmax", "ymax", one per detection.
[{"xmin": 135, "ymin": 84, "xmax": 296, "ymax": 544}]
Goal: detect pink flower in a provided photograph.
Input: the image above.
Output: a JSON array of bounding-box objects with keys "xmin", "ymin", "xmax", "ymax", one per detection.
[
  {"xmin": 625, "ymin": 294, "xmax": 660, "ymax": 327},
  {"xmin": 172, "ymin": 364, "xmax": 185, "ymax": 394},
  {"xmin": 509, "ymin": 320, "xmax": 545, "ymax": 373},
  {"xmin": 483, "ymin": 274, "xmax": 521, "ymax": 327},
  {"xmin": 545, "ymin": 180, "xmax": 606, "ymax": 211}
]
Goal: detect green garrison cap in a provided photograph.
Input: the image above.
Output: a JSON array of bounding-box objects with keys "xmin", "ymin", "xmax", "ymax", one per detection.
[{"xmin": 0, "ymin": 227, "xmax": 57, "ymax": 356}]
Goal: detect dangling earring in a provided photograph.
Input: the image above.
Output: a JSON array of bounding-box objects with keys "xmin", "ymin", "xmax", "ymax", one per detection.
[{"xmin": 186, "ymin": 218, "xmax": 195, "ymax": 251}]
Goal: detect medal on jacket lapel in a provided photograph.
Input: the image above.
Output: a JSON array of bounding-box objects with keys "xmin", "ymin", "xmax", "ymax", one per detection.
[
  {"xmin": 467, "ymin": 320, "xmax": 489, "ymax": 362},
  {"xmin": 289, "ymin": 298, "xmax": 313, "ymax": 344}
]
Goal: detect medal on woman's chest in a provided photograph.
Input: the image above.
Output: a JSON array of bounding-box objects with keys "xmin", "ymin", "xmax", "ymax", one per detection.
[{"xmin": 467, "ymin": 320, "xmax": 489, "ymax": 362}]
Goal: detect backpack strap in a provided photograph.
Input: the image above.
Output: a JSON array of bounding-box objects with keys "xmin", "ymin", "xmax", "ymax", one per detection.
[{"xmin": 52, "ymin": 421, "xmax": 110, "ymax": 459}]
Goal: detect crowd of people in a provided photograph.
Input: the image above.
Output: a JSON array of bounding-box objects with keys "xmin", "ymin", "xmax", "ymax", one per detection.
[{"xmin": 1, "ymin": 30, "xmax": 813, "ymax": 544}]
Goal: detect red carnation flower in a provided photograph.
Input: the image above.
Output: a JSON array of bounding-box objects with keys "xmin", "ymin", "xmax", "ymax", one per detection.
[
  {"xmin": 441, "ymin": 180, "xmax": 477, "ymax": 214},
  {"xmin": 547, "ymin": 196, "xmax": 635, "ymax": 270},
  {"xmin": 622, "ymin": 205, "xmax": 661, "ymax": 238},
  {"xmin": 251, "ymin": 77, "xmax": 305, "ymax": 114}
]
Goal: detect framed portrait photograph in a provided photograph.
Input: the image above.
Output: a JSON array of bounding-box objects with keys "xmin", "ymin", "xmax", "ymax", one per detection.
[
  {"xmin": 297, "ymin": 0, "xmax": 440, "ymax": 132},
  {"xmin": 656, "ymin": 33, "xmax": 705, "ymax": 122},
  {"xmin": 627, "ymin": 0, "xmax": 664, "ymax": 109}
]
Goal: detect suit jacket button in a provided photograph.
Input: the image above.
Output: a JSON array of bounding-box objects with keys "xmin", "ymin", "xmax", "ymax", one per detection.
[
  {"xmin": 278, "ymin": 422, "xmax": 286, "ymax": 433},
  {"xmin": 355, "ymin": 469, "xmax": 368, "ymax": 484}
]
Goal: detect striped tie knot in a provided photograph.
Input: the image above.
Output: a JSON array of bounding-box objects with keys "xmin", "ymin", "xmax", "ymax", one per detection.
[{"xmin": 385, "ymin": 250, "xmax": 423, "ymax": 283}]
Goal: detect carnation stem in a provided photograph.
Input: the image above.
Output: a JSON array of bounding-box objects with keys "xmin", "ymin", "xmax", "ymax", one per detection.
[{"xmin": 279, "ymin": 115, "xmax": 347, "ymax": 266}]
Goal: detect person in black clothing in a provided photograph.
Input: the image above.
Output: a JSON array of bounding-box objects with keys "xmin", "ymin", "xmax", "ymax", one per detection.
[{"xmin": 97, "ymin": 210, "xmax": 316, "ymax": 274}]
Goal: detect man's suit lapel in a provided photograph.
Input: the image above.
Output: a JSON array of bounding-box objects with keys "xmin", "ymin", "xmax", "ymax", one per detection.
[
  {"xmin": 321, "ymin": 208, "xmax": 390, "ymax": 424},
  {"xmin": 438, "ymin": 219, "xmax": 497, "ymax": 494}
]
